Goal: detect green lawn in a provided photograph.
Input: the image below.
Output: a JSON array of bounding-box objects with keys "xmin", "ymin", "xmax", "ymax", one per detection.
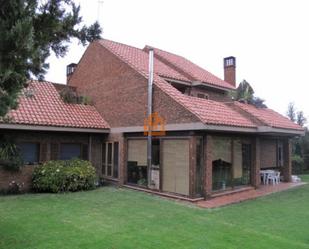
[{"xmin": 1, "ymin": 176, "xmax": 309, "ymax": 249}]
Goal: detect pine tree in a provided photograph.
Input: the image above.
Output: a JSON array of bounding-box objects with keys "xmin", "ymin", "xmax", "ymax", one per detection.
[{"xmin": 0, "ymin": 0, "xmax": 102, "ymax": 117}]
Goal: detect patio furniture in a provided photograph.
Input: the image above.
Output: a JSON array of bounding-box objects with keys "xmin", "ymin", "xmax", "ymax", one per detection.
[
  {"xmin": 292, "ymin": 175, "xmax": 301, "ymax": 182},
  {"xmin": 260, "ymin": 170, "xmax": 275, "ymax": 185},
  {"xmin": 266, "ymin": 171, "xmax": 280, "ymax": 185}
]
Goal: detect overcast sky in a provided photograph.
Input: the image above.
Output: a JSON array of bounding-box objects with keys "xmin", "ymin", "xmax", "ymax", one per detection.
[{"xmin": 46, "ymin": 0, "xmax": 309, "ymax": 120}]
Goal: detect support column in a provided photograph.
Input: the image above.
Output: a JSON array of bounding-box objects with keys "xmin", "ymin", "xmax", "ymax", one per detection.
[
  {"xmin": 189, "ymin": 136, "xmax": 197, "ymax": 198},
  {"xmin": 283, "ymin": 138, "xmax": 292, "ymax": 182},
  {"xmin": 204, "ymin": 135, "xmax": 213, "ymax": 198},
  {"xmin": 119, "ymin": 135, "xmax": 127, "ymax": 186},
  {"xmin": 251, "ymin": 137, "xmax": 261, "ymax": 188}
]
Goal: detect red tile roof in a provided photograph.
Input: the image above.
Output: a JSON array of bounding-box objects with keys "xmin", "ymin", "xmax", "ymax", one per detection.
[
  {"xmin": 233, "ymin": 102, "xmax": 303, "ymax": 131},
  {"xmin": 144, "ymin": 46, "xmax": 235, "ymax": 90},
  {"xmin": 98, "ymin": 39, "xmax": 302, "ymax": 132},
  {"xmin": 2, "ymin": 80, "xmax": 109, "ymax": 129},
  {"xmin": 180, "ymin": 96, "xmax": 257, "ymax": 128},
  {"xmin": 149, "ymin": 75, "xmax": 256, "ymax": 128},
  {"xmin": 99, "ymin": 40, "xmax": 190, "ymax": 82}
]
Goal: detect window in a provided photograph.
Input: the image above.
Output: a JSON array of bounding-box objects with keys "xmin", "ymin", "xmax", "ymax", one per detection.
[
  {"xmin": 102, "ymin": 142, "xmax": 119, "ymax": 179},
  {"xmin": 107, "ymin": 143, "xmax": 112, "ymax": 176},
  {"xmin": 60, "ymin": 143, "xmax": 81, "ymax": 160},
  {"xmin": 197, "ymin": 93, "xmax": 209, "ymax": 99},
  {"xmin": 19, "ymin": 142, "xmax": 40, "ymax": 165},
  {"xmin": 152, "ymin": 140, "xmax": 160, "ymax": 166},
  {"xmin": 102, "ymin": 143, "xmax": 106, "ymax": 175},
  {"xmin": 277, "ymin": 141, "xmax": 284, "ymax": 167},
  {"xmin": 113, "ymin": 142, "xmax": 119, "ymax": 178}
]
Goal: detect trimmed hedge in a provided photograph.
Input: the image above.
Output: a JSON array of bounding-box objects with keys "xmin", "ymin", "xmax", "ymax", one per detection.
[{"xmin": 32, "ymin": 159, "xmax": 97, "ymax": 193}]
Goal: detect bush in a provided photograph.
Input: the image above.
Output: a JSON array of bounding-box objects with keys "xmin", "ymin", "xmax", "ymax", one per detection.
[
  {"xmin": 32, "ymin": 159, "xmax": 97, "ymax": 193},
  {"xmin": 0, "ymin": 135, "xmax": 23, "ymax": 171},
  {"xmin": 292, "ymin": 154, "xmax": 305, "ymax": 174}
]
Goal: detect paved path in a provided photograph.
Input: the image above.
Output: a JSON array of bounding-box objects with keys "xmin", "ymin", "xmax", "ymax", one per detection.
[{"xmin": 197, "ymin": 182, "xmax": 306, "ymax": 208}]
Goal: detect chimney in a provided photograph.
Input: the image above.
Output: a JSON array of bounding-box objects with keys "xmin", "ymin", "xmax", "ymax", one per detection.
[
  {"xmin": 66, "ymin": 63, "xmax": 77, "ymax": 84},
  {"xmin": 223, "ymin": 56, "xmax": 236, "ymax": 87}
]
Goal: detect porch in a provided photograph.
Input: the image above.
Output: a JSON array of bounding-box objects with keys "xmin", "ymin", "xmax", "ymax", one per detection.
[{"xmin": 119, "ymin": 132, "xmax": 293, "ymax": 200}]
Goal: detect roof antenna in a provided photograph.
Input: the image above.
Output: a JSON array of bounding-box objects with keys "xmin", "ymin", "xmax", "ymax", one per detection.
[{"xmin": 97, "ymin": 0, "xmax": 104, "ymax": 28}]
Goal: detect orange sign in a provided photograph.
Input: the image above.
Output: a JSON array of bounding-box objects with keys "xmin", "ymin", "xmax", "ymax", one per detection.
[{"xmin": 144, "ymin": 112, "xmax": 166, "ymax": 136}]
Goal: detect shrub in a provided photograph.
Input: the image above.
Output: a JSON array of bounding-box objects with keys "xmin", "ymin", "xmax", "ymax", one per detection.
[
  {"xmin": 32, "ymin": 159, "xmax": 97, "ymax": 193},
  {"xmin": 7, "ymin": 181, "xmax": 25, "ymax": 194},
  {"xmin": 0, "ymin": 135, "xmax": 23, "ymax": 171},
  {"xmin": 292, "ymin": 154, "xmax": 305, "ymax": 174},
  {"xmin": 60, "ymin": 87, "xmax": 92, "ymax": 105}
]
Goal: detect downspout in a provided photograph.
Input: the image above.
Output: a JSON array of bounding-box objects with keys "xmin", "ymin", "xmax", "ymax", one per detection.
[{"xmin": 147, "ymin": 49, "xmax": 154, "ymax": 188}]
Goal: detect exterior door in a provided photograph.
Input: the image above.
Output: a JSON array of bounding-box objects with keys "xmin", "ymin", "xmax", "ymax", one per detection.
[{"xmin": 162, "ymin": 139, "xmax": 189, "ymax": 196}]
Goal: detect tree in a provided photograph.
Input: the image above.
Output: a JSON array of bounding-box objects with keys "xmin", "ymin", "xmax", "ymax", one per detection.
[
  {"xmin": 286, "ymin": 103, "xmax": 309, "ymax": 172},
  {"xmin": 232, "ymin": 80, "xmax": 267, "ymax": 108},
  {"xmin": 286, "ymin": 102, "xmax": 296, "ymax": 122},
  {"xmin": 0, "ymin": 0, "xmax": 102, "ymax": 117},
  {"xmin": 297, "ymin": 111, "xmax": 307, "ymax": 127}
]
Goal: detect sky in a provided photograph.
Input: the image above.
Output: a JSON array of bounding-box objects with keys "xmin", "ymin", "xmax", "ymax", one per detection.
[{"xmin": 46, "ymin": 0, "xmax": 309, "ymax": 119}]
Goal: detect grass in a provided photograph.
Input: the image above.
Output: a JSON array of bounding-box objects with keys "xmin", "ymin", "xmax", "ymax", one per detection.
[{"xmin": 1, "ymin": 176, "xmax": 309, "ymax": 249}]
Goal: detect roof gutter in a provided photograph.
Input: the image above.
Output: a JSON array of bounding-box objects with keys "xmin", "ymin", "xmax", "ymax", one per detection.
[
  {"xmin": 257, "ymin": 126, "xmax": 305, "ymax": 136},
  {"xmin": 111, "ymin": 122, "xmax": 304, "ymax": 135},
  {"xmin": 0, "ymin": 123, "xmax": 109, "ymax": 134}
]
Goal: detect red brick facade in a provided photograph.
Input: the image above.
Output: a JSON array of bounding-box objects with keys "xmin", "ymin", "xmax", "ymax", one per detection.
[
  {"xmin": 69, "ymin": 42, "xmax": 198, "ymax": 127},
  {"xmin": 0, "ymin": 130, "xmax": 105, "ymax": 192}
]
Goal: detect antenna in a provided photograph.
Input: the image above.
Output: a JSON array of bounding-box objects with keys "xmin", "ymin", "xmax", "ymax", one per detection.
[{"xmin": 97, "ymin": 0, "xmax": 104, "ymax": 27}]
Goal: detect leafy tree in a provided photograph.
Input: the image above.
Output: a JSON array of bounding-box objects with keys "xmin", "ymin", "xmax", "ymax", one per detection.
[
  {"xmin": 286, "ymin": 102, "xmax": 296, "ymax": 122},
  {"xmin": 297, "ymin": 111, "xmax": 307, "ymax": 127},
  {"xmin": 232, "ymin": 80, "xmax": 267, "ymax": 108},
  {"xmin": 0, "ymin": 0, "xmax": 102, "ymax": 117},
  {"xmin": 286, "ymin": 103, "xmax": 309, "ymax": 172},
  {"xmin": 300, "ymin": 131, "xmax": 309, "ymax": 170}
]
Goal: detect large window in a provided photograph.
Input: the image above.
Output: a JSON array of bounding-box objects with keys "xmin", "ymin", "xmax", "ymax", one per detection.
[
  {"xmin": 19, "ymin": 142, "xmax": 40, "ymax": 165},
  {"xmin": 102, "ymin": 142, "xmax": 119, "ymax": 179},
  {"xmin": 60, "ymin": 143, "xmax": 81, "ymax": 160},
  {"xmin": 212, "ymin": 137, "xmax": 252, "ymax": 192}
]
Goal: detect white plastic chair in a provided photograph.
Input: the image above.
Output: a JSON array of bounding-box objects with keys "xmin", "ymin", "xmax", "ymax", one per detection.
[{"xmin": 266, "ymin": 171, "xmax": 280, "ymax": 185}]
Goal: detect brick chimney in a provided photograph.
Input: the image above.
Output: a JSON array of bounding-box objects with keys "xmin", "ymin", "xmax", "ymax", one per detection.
[
  {"xmin": 66, "ymin": 63, "xmax": 77, "ymax": 83},
  {"xmin": 223, "ymin": 56, "xmax": 236, "ymax": 87}
]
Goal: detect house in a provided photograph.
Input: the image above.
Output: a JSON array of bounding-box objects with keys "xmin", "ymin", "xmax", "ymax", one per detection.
[
  {"xmin": 0, "ymin": 39, "xmax": 304, "ymax": 199},
  {"xmin": 0, "ymin": 81, "xmax": 110, "ymax": 190}
]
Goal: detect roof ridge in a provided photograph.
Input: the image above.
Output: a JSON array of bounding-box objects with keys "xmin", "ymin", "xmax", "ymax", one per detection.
[
  {"xmin": 145, "ymin": 45, "xmax": 234, "ymax": 90},
  {"xmin": 100, "ymin": 38, "xmax": 145, "ymax": 53},
  {"xmin": 227, "ymin": 102, "xmax": 265, "ymax": 126},
  {"xmin": 144, "ymin": 45, "xmax": 188, "ymax": 61}
]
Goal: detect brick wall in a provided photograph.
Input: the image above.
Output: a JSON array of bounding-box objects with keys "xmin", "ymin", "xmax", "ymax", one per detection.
[
  {"xmin": 68, "ymin": 41, "xmax": 200, "ymax": 127},
  {"xmin": 0, "ymin": 130, "xmax": 105, "ymax": 192},
  {"xmin": 260, "ymin": 138, "xmax": 278, "ymax": 168}
]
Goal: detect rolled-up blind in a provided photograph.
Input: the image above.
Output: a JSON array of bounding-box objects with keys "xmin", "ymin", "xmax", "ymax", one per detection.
[
  {"xmin": 127, "ymin": 139, "xmax": 147, "ymax": 166},
  {"xmin": 212, "ymin": 137, "xmax": 232, "ymax": 163}
]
